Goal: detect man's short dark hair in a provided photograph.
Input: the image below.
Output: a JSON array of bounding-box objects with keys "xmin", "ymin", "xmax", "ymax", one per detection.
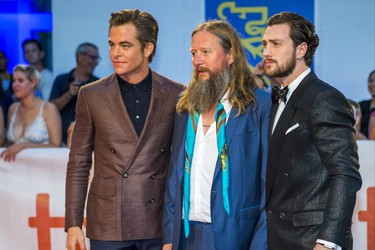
[
  {"xmin": 109, "ymin": 9, "xmax": 159, "ymax": 63},
  {"xmin": 22, "ymin": 38, "xmax": 43, "ymax": 52}
]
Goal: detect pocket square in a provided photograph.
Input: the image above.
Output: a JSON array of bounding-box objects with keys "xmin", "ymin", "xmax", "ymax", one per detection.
[{"xmin": 285, "ymin": 123, "xmax": 299, "ymax": 135}]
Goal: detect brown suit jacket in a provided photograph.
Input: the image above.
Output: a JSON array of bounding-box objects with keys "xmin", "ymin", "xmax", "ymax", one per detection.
[{"xmin": 65, "ymin": 71, "xmax": 184, "ymax": 241}]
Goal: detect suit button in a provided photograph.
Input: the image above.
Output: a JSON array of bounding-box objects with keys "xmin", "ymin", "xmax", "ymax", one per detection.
[
  {"xmin": 151, "ymin": 174, "xmax": 156, "ymax": 179},
  {"xmin": 279, "ymin": 212, "xmax": 285, "ymax": 219},
  {"xmin": 283, "ymin": 172, "xmax": 288, "ymax": 177},
  {"xmin": 267, "ymin": 209, "xmax": 272, "ymax": 214},
  {"xmin": 160, "ymin": 147, "xmax": 165, "ymax": 153},
  {"xmin": 110, "ymin": 148, "xmax": 116, "ymax": 153},
  {"xmin": 123, "ymin": 172, "xmax": 129, "ymax": 178},
  {"xmin": 149, "ymin": 199, "xmax": 155, "ymax": 204}
]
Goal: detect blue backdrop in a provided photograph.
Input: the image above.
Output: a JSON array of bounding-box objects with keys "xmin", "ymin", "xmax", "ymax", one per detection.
[{"xmin": 205, "ymin": 0, "xmax": 314, "ymax": 68}]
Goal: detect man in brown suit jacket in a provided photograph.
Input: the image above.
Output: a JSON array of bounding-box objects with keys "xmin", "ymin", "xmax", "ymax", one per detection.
[{"xmin": 65, "ymin": 9, "xmax": 184, "ymax": 250}]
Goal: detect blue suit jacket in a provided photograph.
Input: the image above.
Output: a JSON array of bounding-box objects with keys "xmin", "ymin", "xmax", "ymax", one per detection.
[{"xmin": 162, "ymin": 88, "xmax": 271, "ymax": 250}]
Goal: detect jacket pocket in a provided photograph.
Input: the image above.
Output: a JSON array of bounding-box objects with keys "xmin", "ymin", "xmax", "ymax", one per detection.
[
  {"xmin": 292, "ymin": 210, "xmax": 324, "ymax": 227},
  {"xmin": 88, "ymin": 177, "xmax": 117, "ymax": 233},
  {"xmin": 239, "ymin": 205, "xmax": 260, "ymax": 219},
  {"xmin": 91, "ymin": 177, "xmax": 116, "ymax": 196}
]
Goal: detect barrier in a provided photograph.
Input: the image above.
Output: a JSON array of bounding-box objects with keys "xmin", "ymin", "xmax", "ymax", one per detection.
[{"xmin": 0, "ymin": 141, "xmax": 374, "ymax": 250}]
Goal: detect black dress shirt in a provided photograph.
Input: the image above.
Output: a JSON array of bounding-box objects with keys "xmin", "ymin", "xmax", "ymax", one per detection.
[{"xmin": 117, "ymin": 71, "xmax": 152, "ymax": 136}]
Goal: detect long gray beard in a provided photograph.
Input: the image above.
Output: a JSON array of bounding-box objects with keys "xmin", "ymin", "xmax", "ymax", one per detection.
[{"xmin": 186, "ymin": 67, "xmax": 230, "ymax": 112}]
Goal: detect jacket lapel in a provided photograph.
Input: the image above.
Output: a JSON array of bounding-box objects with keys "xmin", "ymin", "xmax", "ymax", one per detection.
[
  {"xmin": 268, "ymin": 103, "xmax": 279, "ymax": 141},
  {"xmin": 176, "ymin": 113, "xmax": 188, "ymax": 186},
  {"xmin": 266, "ymin": 72, "xmax": 318, "ymax": 201},
  {"xmin": 101, "ymin": 74, "xmax": 138, "ymax": 145},
  {"xmin": 126, "ymin": 71, "xmax": 170, "ymax": 169}
]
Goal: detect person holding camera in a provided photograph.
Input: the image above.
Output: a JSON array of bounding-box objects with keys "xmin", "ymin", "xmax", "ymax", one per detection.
[{"xmin": 49, "ymin": 42, "xmax": 100, "ymax": 144}]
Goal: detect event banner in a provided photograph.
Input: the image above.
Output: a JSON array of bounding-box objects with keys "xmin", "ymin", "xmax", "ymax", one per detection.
[
  {"xmin": 205, "ymin": 0, "xmax": 314, "ymax": 69},
  {"xmin": 0, "ymin": 142, "xmax": 374, "ymax": 249}
]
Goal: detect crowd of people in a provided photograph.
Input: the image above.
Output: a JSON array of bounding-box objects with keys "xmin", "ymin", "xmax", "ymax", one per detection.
[
  {"xmin": 0, "ymin": 7, "xmax": 373, "ymax": 250},
  {"xmin": 0, "ymin": 41, "xmax": 100, "ymax": 160},
  {"xmin": 0, "ymin": 19, "xmax": 374, "ymax": 163}
]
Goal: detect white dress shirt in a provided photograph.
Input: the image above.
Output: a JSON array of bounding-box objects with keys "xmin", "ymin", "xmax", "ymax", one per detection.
[
  {"xmin": 272, "ymin": 68, "xmax": 311, "ymax": 133},
  {"xmin": 188, "ymin": 93, "xmax": 232, "ymax": 223}
]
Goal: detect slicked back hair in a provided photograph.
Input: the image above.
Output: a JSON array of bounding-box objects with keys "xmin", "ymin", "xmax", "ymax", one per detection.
[
  {"xmin": 109, "ymin": 9, "xmax": 158, "ymax": 63},
  {"xmin": 267, "ymin": 12, "xmax": 319, "ymax": 67}
]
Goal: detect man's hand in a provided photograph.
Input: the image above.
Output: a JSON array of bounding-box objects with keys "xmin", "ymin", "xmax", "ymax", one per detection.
[
  {"xmin": 162, "ymin": 244, "xmax": 172, "ymax": 250},
  {"xmin": 66, "ymin": 227, "xmax": 86, "ymax": 250},
  {"xmin": 68, "ymin": 80, "xmax": 81, "ymax": 97}
]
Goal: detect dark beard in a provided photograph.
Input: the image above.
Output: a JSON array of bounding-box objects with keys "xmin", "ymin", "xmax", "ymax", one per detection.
[
  {"xmin": 186, "ymin": 65, "xmax": 230, "ymax": 112},
  {"xmin": 265, "ymin": 49, "xmax": 296, "ymax": 78}
]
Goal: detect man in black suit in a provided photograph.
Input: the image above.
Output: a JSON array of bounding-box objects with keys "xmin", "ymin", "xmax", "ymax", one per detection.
[{"xmin": 262, "ymin": 12, "xmax": 362, "ymax": 250}]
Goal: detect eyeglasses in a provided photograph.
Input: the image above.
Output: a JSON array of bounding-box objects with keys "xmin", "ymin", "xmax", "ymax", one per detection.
[{"xmin": 83, "ymin": 53, "xmax": 101, "ymax": 62}]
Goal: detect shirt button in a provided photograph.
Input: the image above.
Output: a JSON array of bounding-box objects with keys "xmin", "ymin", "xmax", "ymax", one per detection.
[
  {"xmin": 149, "ymin": 199, "xmax": 155, "ymax": 204},
  {"xmin": 136, "ymin": 115, "xmax": 140, "ymax": 119},
  {"xmin": 123, "ymin": 172, "xmax": 129, "ymax": 178},
  {"xmin": 110, "ymin": 148, "xmax": 116, "ymax": 153},
  {"xmin": 151, "ymin": 174, "xmax": 156, "ymax": 179}
]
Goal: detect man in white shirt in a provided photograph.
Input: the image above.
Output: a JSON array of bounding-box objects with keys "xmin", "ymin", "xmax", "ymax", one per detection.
[
  {"xmin": 22, "ymin": 39, "xmax": 53, "ymax": 100},
  {"xmin": 162, "ymin": 20, "xmax": 271, "ymax": 250},
  {"xmin": 263, "ymin": 12, "xmax": 362, "ymax": 250}
]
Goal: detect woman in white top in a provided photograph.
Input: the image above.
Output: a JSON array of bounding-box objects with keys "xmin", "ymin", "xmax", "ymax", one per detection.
[{"xmin": 0, "ymin": 64, "xmax": 61, "ymax": 162}]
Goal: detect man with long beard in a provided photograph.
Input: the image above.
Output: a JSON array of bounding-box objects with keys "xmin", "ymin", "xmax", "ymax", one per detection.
[
  {"xmin": 162, "ymin": 20, "xmax": 271, "ymax": 250},
  {"xmin": 263, "ymin": 12, "xmax": 362, "ymax": 250}
]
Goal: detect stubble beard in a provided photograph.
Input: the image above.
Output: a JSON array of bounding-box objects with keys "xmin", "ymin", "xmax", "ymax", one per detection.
[
  {"xmin": 265, "ymin": 49, "xmax": 297, "ymax": 78},
  {"xmin": 186, "ymin": 64, "xmax": 230, "ymax": 112}
]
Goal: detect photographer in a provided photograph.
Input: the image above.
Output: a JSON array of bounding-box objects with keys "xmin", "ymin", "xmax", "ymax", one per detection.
[{"xmin": 49, "ymin": 42, "xmax": 100, "ymax": 144}]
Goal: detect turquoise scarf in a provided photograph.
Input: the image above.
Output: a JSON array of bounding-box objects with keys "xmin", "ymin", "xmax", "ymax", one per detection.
[{"xmin": 183, "ymin": 102, "xmax": 230, "ymax": 238}]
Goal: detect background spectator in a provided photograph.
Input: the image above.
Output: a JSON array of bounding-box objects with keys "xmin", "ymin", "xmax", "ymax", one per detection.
[
  {"xmin": 0, "ymin": 50, "xmax": 15, "ymax": 124},
  {"xmin": 0, "ymin": 64, "xmax": 61, "ymax": 162},
  {"xmin": 359, "ymin": 70, "xmax": 375, "ymax": 138},
  {"xmin": 66, "ymin": 120, "xmax": 75, "ymax": 148},
  {"xmin": 347, "ymin": 99, "xmax": 367, "ymax": 140},
  {"xmin": 0, "ymin": 50, "xmax": 12, "ymax": 94},
  {"xmin": 368, "ymin": 110, "xmax": 375, "ymax": 140},
  {"xmin": 22, "ymin": 39, "xmax": 54, "ymax": 101},
  {"xmin": 49, "ymin": 42, "xmax": 99, "ymax": 144},
  {"xmin": 0, "ymin": 107, "xmax": 4, "ymax": 146}
]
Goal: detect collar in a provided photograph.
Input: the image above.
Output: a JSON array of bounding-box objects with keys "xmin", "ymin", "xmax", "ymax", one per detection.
[
  {"xmin": 220, "ymin": 91, "xmax": 232, "ymax": 121},
  {"xmin": 68, "ymin": 68, "xmax": 97, "ymax": 84},
  {"xmin": 117, "ymin": 70, "xmax": 152, "ymax": 92},
  {"xmin": 283, "ymin": 68, "xmax": 311, "ymax": 104}
]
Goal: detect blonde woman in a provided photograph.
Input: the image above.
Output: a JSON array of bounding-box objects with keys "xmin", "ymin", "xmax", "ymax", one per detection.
[{"xmin": 0, "ymin": 64, "xmax": 61, "ymax": 162}]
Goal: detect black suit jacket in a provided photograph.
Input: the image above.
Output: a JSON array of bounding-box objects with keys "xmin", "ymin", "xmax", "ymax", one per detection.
[{"xmin": 266, "ymin": 71, "xmax": 362, "ymax": 250}]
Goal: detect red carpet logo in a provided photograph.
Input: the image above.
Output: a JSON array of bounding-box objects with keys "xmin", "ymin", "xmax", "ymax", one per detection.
[
  {"xmin": 358, "ymin": 187, "xmax": 375, "ymax": 250},
  {"xmin": 28, "ymin": 193, "xmax": 86, "ymax": 250}
]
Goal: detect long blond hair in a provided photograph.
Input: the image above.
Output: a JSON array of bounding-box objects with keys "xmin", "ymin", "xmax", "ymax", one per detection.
[{"xmin": 177, "ymin": 20, "xmax": 257, "ymax": 115}]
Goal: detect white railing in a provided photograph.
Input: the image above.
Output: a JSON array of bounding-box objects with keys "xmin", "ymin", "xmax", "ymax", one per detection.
[{"xmin": 0, "ymin": 141, "xmax": 374, "ymax": 250}]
